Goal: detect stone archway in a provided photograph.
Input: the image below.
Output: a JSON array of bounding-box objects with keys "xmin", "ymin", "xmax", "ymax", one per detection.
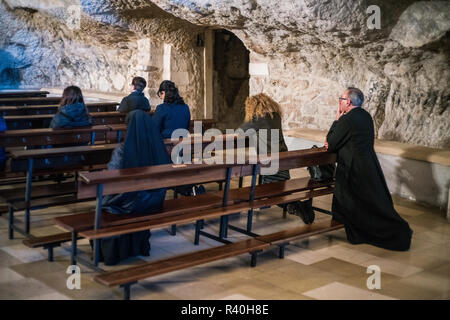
[{"xmin": 212, "ymin": 29, "xmax": 249, "ymax": 131}]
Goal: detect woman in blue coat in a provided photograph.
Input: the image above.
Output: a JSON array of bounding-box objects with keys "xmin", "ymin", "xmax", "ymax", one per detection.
[
  {"xmin": 153, "ymin": 80, "xmax": 191, "ymax": 139},
  {"xmin": 153, "ymin": 81, "xmax": 204, "ymax": 196}
]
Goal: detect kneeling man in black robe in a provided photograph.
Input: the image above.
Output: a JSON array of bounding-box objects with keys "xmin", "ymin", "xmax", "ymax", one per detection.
[{"xmin": 325, "ymin": 87, "xmax": 412, "ymax": 251}]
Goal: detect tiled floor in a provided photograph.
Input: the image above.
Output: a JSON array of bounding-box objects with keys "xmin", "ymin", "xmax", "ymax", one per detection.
[{"xmin": 0, "ymin": 169, "xmax": 449, "ymax": 300}]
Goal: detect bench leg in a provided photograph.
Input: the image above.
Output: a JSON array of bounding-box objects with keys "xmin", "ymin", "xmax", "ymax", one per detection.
[
  {"xmin": 246, "ymin": 209, "xmax": 253, "ymax": 233},
  {"xmin": 282, "ymin": 205, "xmax": 287, "ymax": 219},
  {"xmin": 71, "ymin": 232, "xmax": 78, "ymax": 266},
  {"xmin": 8, "ymin": 206, "xmax": 14, "ymax": 240},
  {"xmin": 218, "ymin": 182, "xmax": 223, "ymax": 191},
  {"xmin": 47, "ymin": 246, "xmax": 54, "ymax": 262},
  {"xmin": 170, "ymin": 224, "xmax": 177, "ymax": 236},
  {"xmin": 279, "ymin": 244, "xmax": 286, "ymax": 259},
  {"xmin": 93, "ymin": 239, "xmax": 100, "ymax": 267},
  {"xmin": 238, "ymin": 176, "xmax": 243, "ymax": 188},
  {"xmin": 194, "ymin": 220, "xmax": 201, "ymax": 245},
  {"xmin": 25, "ymin": 208, "xmax": 31, "ymax": 235},
  {"xmin": 250, "ymin": 251, "xmax": 258, "ymax": 267},
  {"xmin": 219, "ymin": 215, "xmax": 228, "ymax": 239},
  {"xmin": 120, "ymin": 282, "xmax": 136, "ymax": 300}
]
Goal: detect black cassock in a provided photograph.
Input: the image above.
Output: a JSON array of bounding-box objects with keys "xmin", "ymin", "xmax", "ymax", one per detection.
[
  {"xmin": 95, "ymin": 109, "xmax": 171, "ymax": 265},
  {"xmin": 326, "ymin": 107, "xmax": 412, "ymax": 251}
]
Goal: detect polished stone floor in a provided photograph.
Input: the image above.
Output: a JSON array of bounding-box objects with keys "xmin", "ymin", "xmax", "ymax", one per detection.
[{"xmin": 0, "ymin": 169, "xmax": 449, "ymax": 300}]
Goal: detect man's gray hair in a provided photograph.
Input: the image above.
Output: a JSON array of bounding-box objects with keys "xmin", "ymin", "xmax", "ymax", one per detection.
[{"xmin": 347, "ymin": 87, "xmax": 364, "ymax": 107}]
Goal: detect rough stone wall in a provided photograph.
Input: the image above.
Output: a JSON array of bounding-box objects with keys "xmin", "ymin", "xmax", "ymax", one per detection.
[
  {"xmin": 0, "ymin": 0, "xmax": 448, "ymax": 147},
  {"xmin": 150, "ymin": 0, "xmax": 450, "ymax": 148},
  {"xmin": 0, "ymin": 0, "xmax": 140, "ymax": 93},
  {"xmin": 0, "ymin": 0, "xmax": 206, "ymax": 117}
]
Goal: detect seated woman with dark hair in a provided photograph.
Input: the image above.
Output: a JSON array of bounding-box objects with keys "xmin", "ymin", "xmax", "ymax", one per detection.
[
  {"xmin": 153, "ymin": 80, "xmax": 204, "ymax": 196},
  {"xmin": 153, "ymin": 80, "xmax": 191, "ymax": 139},
  {"xmin": 50, "ymin": 86, "xmax": 92, "ymax": 128},
  {"xmin": 117, "ymin": 76, "xmax": 151, "ymax": 114},
  {"xmin": 97, "ymin": 109, "xmax": 171, "ymax": 265},
  {"xmin": 239, "ymin": 93, "xmax": 315, "ymax": 224}
]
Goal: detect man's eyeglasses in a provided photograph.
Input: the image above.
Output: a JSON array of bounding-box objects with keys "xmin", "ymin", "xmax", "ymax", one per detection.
[{"xmin": 339, "ymin": 97, "xmax": 348, "ymax": 101}]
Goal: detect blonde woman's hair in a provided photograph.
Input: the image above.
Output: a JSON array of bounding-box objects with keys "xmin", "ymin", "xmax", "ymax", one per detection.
[{"xmin": 244, "ymin": 93, "xmax": 282, "ymax": 122}]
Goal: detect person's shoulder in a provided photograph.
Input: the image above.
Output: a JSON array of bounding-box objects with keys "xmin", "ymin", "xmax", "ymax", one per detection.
[{"xmin": 351, "ymin": 107, "xmax": 372, "ymax": 120}]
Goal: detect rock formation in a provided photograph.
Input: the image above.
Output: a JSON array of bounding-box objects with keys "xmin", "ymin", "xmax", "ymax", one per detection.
[{"xmin": 0, "ymin": 0, "xmax": 448, "ymax": 147}]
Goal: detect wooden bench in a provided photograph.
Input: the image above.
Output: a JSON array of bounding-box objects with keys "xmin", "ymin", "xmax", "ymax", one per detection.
[
  {"xmin": 7, "ymin": 144, "xmax": 117, "ymax": 239},
  {"xmin": 0, "ymin": 102, "xmax": 118, "ymax": 116},
  {"xmin": 0, "ymin": 125, "xmax": 111, "ymax": 148},
  {"xmin": 51, "ymin": 147, "xmax": 340, "ymax": 299},
  {"xmin": 8, "ymin": 134, "xmax": 242, "ymax": 243},
  {"xmin": 22, "ymin": 232, "xmax": 81, "ymax": 262},
  {"xmin": 4, "ymin": 113, "xmax": 216, "ymax": 131},
  {"xmin": 0, "ymin": 96, "xmax": 62, "ymax": 106},
  {"xmin": 0, "ymin": 90, "xmax": 49, "ymax": 98},
  {"xmin": 95, "ymin": 238, "xmax": 269, "ymax": 299},
  {"xmin": 4, "ymin": 112, "xmax": 127, "ymax": 130}
]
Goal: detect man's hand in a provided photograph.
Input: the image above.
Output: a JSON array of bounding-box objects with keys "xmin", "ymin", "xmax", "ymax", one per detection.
[
  {"xmin": 336, "ymin": 106, "xmax": 345, "ymax": 120},
  {"xmin": 324, "ymin": 140, "xmax": 329, "ymax": 150}
]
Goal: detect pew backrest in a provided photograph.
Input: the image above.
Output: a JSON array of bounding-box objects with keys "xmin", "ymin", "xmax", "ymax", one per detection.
[
  {"xmin": 0, "ymin": 96, "xmax": 62, "ymax": 106},
  {"xmin": 0, "ymin": 125, "xmax": 111, "ymax": 148},
  {"xmin": 76, "ymin": 147, "xmax": 336, "ymax": 200},
  {"xmin": 0, "ymin": 90, "xmax": 49, "ymax": 99},
  {"xmin": 0, "ymin": 102, "xmax": 118, "ymax": 116}
]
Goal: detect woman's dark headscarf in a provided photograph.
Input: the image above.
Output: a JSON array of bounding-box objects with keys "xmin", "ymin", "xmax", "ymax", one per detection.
[
  {"xmin": 123, "ymin": 109, "xmax": 171, "ymax": 168},
  {"xmin": 157, "ymin": 80, "xmax": 185, "ymax": 105},
  {"xmin": 102, "ymin": 109, "xmax": 170, "ymax": 215}
]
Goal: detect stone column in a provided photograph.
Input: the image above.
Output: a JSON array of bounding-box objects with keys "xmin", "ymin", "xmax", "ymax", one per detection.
[
  {"xmin": 170, "ymin": 48, "xmax": 190, "ymax": 102},
  {"xmin": 248, "ymin": 52, "xmax": 270, "ymax": 95},
  {"xmin": 136, "ymin": 38, "xmax": 163, "ymax": 105},
  {"xmin": 203, "ymin": 29, "xmax": 214, "ymax": 119},
  {"xmin": 163, "ymin": 43, "xmax": 171, "ymax": 81}
]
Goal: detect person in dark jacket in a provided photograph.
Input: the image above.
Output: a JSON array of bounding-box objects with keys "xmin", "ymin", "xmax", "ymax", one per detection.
[
  {"xmin": 97, "ymin": 109, "xmax": 171, "ymax": 265},
  {"xmin": 153, "ymin": 81, "xmax": 201, "ymax": 196},
  {"xmin": 117, "ymin": 76, "xmax": 151, "ymax": 114},
  {"xmin": 325, "ymin": 87, "xmax": 412, "ymax": 251},
  {"xmin": 0, "ymin": 116, "xmax": 6, "ymax": 171},
  {"xmin": 50, "ymin": 86, "xmax": 92, "ymax": 129},
  {"xmin": 239, "ymin": 93, "xmax": 314, "ymax": 224},
  {"xmin": 153, "ymin": 80, "xmax": 191, "ymax": 139}
]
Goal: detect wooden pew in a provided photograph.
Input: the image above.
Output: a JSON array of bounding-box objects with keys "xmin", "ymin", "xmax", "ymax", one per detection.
[
  {"xmin": 0, "ymin": 96, "xmax": 62, "ymax": 106},
  {"xmin": 6, "ymin": 134, "xmax": 243, "ymax": 239},
  {"xmin": 4, "ymin": 112, "xmax": 127, "ymax": 129},
  {"xmin": 0, "ymin": 102, "xmax": 118, "ymax": 116},
  {"xmin": 0, "ymin": 125, "xmax": 111, "ymax": 148},
  {"xmin": 0, "ymin": 90, "xmax": 49, "ymax": 98},
  {"xmin": 52, "ymin": 147, "xmax": 341, "ymax": 299},
  {"xmin": 0, "ymin": 122, "xmax": 220, "ymax": 150},
  {"xmin": 4, "ymin": 112, "xmax": 216, "ymax": 130},
  {"xmin": 6, "ymin": 144, "xmax": 117, "ymax": 239}
]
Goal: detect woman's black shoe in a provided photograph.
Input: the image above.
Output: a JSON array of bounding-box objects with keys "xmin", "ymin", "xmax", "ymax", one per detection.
[{"xmin": 289, "ymin": 199, "xmax": 315, "ymax": 224}]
